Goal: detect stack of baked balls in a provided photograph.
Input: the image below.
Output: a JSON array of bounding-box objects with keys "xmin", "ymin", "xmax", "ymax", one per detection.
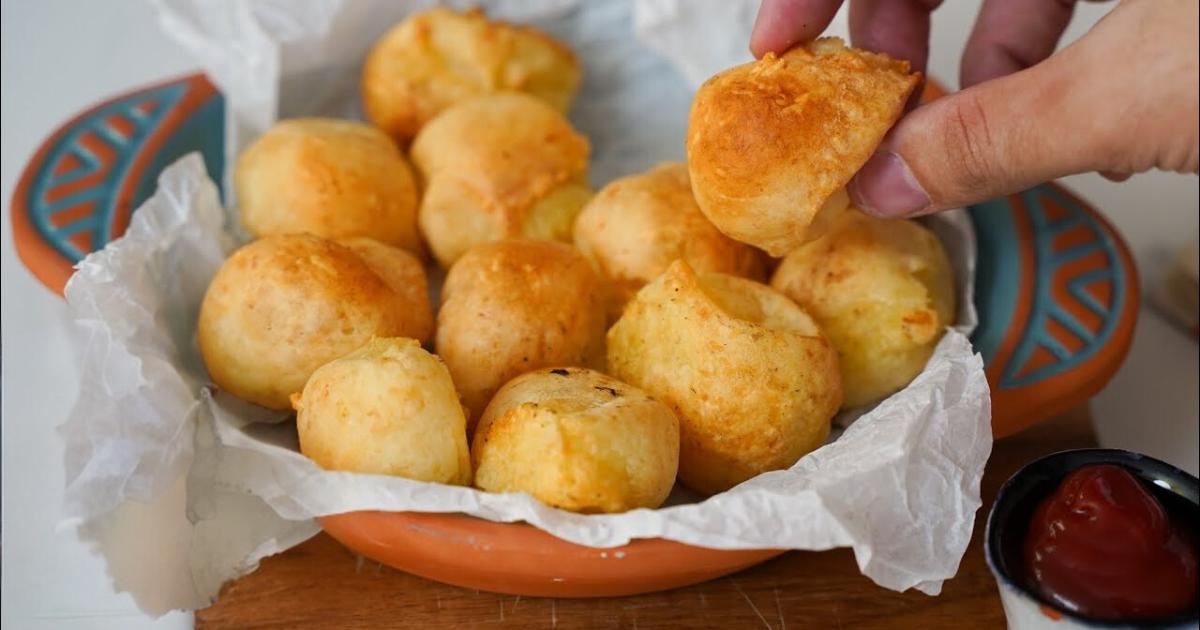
[{"xmin": 197, "ymin": 8, "xmax": 957, "ymax": 513}]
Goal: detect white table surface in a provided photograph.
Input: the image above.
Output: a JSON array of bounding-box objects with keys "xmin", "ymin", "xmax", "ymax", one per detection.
[{"xmin": 2, "ymin": 1, "xmax": 1197, "ymax": 627}]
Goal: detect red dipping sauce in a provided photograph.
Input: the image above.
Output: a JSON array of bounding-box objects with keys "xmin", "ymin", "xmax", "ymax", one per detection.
[{"xmin": 1023, "ymin": 464, "xmax": 1198, "ymax": 620}]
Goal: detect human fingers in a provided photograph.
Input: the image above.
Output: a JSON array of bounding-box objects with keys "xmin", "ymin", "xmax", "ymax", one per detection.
[
  {"xmin": 750, "ymin": 0, "xmax": 844, "ymax": 58},
  {"xmin": 849, "ymin": 58, "xmax": 1099, "ymax": 216},
  {"xmin": 850, "ymin": 0, "xmax": 1199, "ymax": 217},
  {"xmin": 848, "ymin": 0, "xmax": 943, "ymax": 75},
  {"xmin": 960, "ymin": 0, "xmax": 1110, "ymax": 87}
]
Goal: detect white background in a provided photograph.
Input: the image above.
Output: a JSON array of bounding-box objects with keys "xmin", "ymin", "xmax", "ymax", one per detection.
[{"xmin": 2, "ymin": 0, "xmax": 1197, "ymax": 627}]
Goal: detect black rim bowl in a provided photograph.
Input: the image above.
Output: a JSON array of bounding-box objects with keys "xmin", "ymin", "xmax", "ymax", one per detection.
[{"xmin": 985, "ymin": 448, "xmax": 1200, "ymax": 629}]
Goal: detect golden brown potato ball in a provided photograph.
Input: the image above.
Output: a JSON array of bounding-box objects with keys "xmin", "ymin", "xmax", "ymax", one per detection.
[
  {"xmin": 437, "ymin": 240, "xmax": 606, "ymax": 430},
  {"xmin": 573, "ymin": 162, "xmax": 768, "ymax": 320},
  {"xmin": 472, "ymin": 367, "xmax": 679, "ymax": 513},
  {"xmin": 607, "ymin": 261, "xmax": 842, "ymax": 495},
  {"xmin": 293, "ymin": 337, "xmax": 471, "ymax": 484},
  {"xmin": 410, "ymin": 92, "xmax": 592, "ymax": 268},
  {"xmin": 771, "ymin": 210, "xmax": 955, "ymax": 407},
  {"xmin": 197, "ymin": 234, "xmax": 431, "ymax": 410},
  {"xmin": 686, "ymin": 37, "xmax": 919, "ymax": 256},
  {"xmin": 362, "ymin": 7, "xmax": 581, "ymax": 144},
  {"xmin": 235, "ymin": 118, "xmax": 422, "ymax": 256},
  {"xmin": 334, "ymin": 236, "xmax": 434, "ymax": 343}
]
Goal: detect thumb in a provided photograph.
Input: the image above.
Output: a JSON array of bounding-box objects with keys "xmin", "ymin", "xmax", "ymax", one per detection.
[{"xmin": 848, "ymin": 54, "xmax": 1108, "ymax": 218}]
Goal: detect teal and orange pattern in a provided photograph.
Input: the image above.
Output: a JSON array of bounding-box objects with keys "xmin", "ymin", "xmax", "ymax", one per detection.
[
  {"xmin": 971, "ymin": 184, "xmax": 1138, "ymax": 435},
  {"xmin": 12, "ymin": 73, "xmax": 223, "ymax": 293}
]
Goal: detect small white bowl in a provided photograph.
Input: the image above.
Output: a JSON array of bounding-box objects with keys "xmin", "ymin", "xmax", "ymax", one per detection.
[{"xmin": 985, "ymin": 449, "xmax": 1199, "ymax": 630}]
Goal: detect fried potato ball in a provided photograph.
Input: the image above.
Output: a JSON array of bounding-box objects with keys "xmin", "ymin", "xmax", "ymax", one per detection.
[
  {"xmin": 771, "ymin": 211, "xmax": 955, "ymax": 407},
  {"xmin": 293, "ymin": 338, "xmax": 471, "ymax": 484},
  {"xmin": 607, "ymin": 261, "xmax": 842, "ymax": 495},
  {"xmin": 363, "ymin": 7, "xmax": 581, "ymax": 144},
  {"xmin": 335, "ymin": 236, "xmax": 433, "ymax": 344},
  {"xmin": 472, "ymin": 367, "xmax": 680, "ymax": 513},
  {"xmin": 197, "ymin": 234, "xmax": 431, "ymax": 410},
  {"xmin": 573, "ymin": 162, "xmax": 768, "ymax": 320},
  {"xmin": 437, "ymin": 240, "xmax": 606, "ymax": 430},
  {"xmin": 234, "ymin": 118, "xmax": 422, "ymax": 256},
  {"xmin": 686, "ymin": 37, "xmax": 919, "ymax": 256},
  {"xmin": 411, "ymin": 92, "xmax": 592, "ymax": 268}
]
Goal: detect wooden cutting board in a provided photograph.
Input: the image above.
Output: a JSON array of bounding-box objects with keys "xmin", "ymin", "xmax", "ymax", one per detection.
[{"xmin": 196, "ymin": 407, "xmax": 1096, "ymax": 629}]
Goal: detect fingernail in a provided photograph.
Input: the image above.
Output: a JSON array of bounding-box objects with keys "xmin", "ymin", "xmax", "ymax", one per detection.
[{"xmin": 849, "ymin": 152, "xmax": 930, "ymax": 218}]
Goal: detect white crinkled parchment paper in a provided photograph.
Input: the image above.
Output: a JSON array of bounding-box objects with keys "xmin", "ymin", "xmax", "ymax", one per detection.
[{"xmin": 60, "ymin": 0, "xmax": 992, "ymax": 615}]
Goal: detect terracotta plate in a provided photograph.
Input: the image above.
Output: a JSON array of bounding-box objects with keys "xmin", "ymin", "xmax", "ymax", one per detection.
[{"xmin": 11, "ymin": 76, "xmax": 1139, "ymax": 597}]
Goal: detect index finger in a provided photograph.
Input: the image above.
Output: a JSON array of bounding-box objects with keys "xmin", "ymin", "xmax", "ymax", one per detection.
[
  {"xmin": 750, "ymin": 0, "xmax": 845, "ymax": 58},
  {"xmin": 849, "ymin": 0, "xmax": 944, "ymax": 75},
  {"xmin": 960, "ymin": 0, "xmax": 1113, "ymax": 87}
]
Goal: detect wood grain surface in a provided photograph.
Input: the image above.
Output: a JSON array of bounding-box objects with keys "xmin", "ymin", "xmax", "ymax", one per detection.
[{"xmin": 196, "ymin": 407, "xmax": 1096, "ymax": 629}]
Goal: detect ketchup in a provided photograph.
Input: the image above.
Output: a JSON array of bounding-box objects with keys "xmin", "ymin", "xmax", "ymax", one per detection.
[{"xmin": 1023, "ymin": 464, "xmax": 1198, "ymax": 620}]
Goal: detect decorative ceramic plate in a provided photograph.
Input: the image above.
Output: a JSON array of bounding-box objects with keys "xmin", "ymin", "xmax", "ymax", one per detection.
[{"xmin": 10, "ymin": 75, "xmax": 1138, "ymax": 598}]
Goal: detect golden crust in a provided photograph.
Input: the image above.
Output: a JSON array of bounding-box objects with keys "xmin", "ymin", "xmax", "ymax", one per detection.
[
  {"xmin": 771, "ymin": 210, "xmax": 955, "ymax": 407},
  {"xmin": 335, "ymin": 237, "xmax": 434, "ymax": 344},
  {"xmin": 607, "ymin": 261, "xmax": 842, "ymax": 495},
  {"xmin": 573, "ymin": 162, "xmax": 768, "ymax": 320},
  {"xmin": 294, "ymin": 338, "xmax": 471, "ymax": 484},
  {"xmin": 235, "ymin": 118, "xmax": 422, "ymax": 256},
  {"xmin": 362, "ymin": 7, "xmax": 582, "ymax": 143},
  {"xmin": 686, "ymin": 37, "xmax": 919, "ymax": 256},
  {"xmin": 197, "ymin": 234, "xmax": 431, "ymax": 410},
  {"xmin": 436, "ymin": 240, "xmax": 606, "ymax": 431},
  {"xmin": 471, "ymin": 367, "xmax": 680, "ymax": 513},
  {"xmin": 411, "ymin": 93, "xmax": 592, "ymax": 268}
]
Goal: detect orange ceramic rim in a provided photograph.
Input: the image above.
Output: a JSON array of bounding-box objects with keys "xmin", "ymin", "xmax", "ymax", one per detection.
[{"xmin": 320, "ymin": 511, "xmax": 785, "ymax": 597}]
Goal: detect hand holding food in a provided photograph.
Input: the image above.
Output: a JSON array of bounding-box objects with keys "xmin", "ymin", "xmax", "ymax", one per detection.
[
  {"xmin": 362, "ymin": 7, "xmax": 581, "ymax": 144},
  {"xmin": 686, "ymin": 37, "xmax": 918, "ymax": 256},
  {"xmin": 235, "ymin": 118, "xmax": 422, "ymax": 256},
  {"xmin": 472, "ymin": 367, "xmax": 679, "ymax": 513},
  {"xmin": 607, "ymin": 261, "xmax": 842, "ymax": 495},
  {"xmin": 771, "ymin": 211, "xmax": 954, "ymax": 407},
  {"xmin": 411, "ymin": 93, "xmax": 592, "ymax": 268},
  {"xmin": 197, "ymin": 234, "xmax": 431, "ymax": 410},
  {"xmin": 751, "ymin": 0, "xmax": 1200, "ymax": 217},
  {"xmin": 574, "ymin": 162, "xmax": 768, "ymax": 320},
  {"xmin": 294, "ymin": 337, "xmax": 471, "ymax": 484},
  {"xmin": 436, "ymin": 239, "xmax": 606, "ymax": 429}
]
